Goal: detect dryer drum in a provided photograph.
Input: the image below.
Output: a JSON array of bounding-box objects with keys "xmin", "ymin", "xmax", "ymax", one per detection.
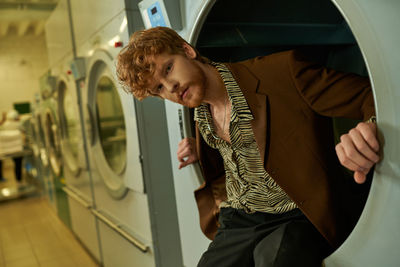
[{"xmin": 174, "ymin": 0, "xmax": 399, "ymax": 266}]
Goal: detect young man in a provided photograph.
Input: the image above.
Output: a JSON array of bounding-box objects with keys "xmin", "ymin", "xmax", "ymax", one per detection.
[{"xmin": 117, "ymin": 27, "xmax": 379, "ymax": 266}]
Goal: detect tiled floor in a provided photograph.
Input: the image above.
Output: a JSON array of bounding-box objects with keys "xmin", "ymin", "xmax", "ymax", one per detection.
[{"xmin": 0, "ymin": 161, "xmax": 99, "ymax": 267}]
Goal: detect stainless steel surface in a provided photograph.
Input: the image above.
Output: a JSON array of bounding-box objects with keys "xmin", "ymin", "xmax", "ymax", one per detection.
[
  {"xmin": 62, "ymin": 186, "xmax": 91, "ymax": 209},
  {"xmin": 91, "ymin": 209, "xmax": 149, "ymax": 253}
]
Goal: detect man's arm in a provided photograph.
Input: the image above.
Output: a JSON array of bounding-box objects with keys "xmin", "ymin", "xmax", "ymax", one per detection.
[
  {"xmin": 335, "ymin": 120, "xmax": 379, "ymax": 183},
  {"xmin": 177, "ymin": 137, "xmax": 198, "ymax": 169},
  {"xmin": 286, "ymin": 50, "xmax": 379, "ymax": 183}
]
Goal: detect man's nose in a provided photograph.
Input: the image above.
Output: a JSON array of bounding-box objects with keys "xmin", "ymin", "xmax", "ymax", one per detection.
[{"xmin": 164, "ymin": 79, "xmax": 179, "ymax": 92}]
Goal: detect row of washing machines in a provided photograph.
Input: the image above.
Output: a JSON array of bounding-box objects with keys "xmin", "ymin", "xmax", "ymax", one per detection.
[
  {"xmin": 28, "ymin": 0, "xmax": 400, "ymax": 267},
  {"xmin": 30, "ymin": 1, "xmax": 161, "ymax": 267}
]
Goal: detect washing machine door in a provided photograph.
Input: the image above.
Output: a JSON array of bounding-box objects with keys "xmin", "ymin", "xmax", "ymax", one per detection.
[
  {"xmin": 169, "ymin": 0, "xmax": 399, "ymax": 265},
  {"xmin": 36, "ymin": 112, "xmax": 49, "ymax": 168},
  {"xmin": 44, "ymin": 108, "xmax": 62, "ymax": 177},
  {"xmin": 86, "ymin": 50, "xmax": 144, "ymax": 198},
  {"xmin": 30, "ymin": 119, "xmax": 40, "ymax": 158},
  {"xmin": 325, "ymin": 0, "xmax": 400, "ymax": 266},
  {"xmin": 58, "ymin": 78, "xmax": 81, "ymax": 176}
]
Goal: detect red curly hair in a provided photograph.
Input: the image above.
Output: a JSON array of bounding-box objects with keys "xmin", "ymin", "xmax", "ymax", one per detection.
[{"xmin": 116, "ymin": 27, "xmax": 208, "ymax": 100}]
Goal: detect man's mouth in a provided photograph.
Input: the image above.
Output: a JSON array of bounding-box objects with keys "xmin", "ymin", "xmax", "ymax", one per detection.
[{"xmin": 181, "ymin": 87, "xmax": 189, "ymax": 100}]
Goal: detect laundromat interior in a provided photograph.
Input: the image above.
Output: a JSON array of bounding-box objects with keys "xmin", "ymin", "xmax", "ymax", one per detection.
[{"xmin": 0, "ymin": 0, "xmax": 399, "ymax": 266}]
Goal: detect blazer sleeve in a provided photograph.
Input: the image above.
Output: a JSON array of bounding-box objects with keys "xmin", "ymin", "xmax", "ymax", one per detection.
[
  {"xmin": 194, "ymin": 122, "xmax": 226, "ymax": 240},
  {"xmin": 287, "ymin": 50, "xmax": 375, "ymax": 121}
]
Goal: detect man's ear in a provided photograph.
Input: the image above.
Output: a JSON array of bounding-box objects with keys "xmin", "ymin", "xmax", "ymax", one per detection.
[{"xmin": 182, "ymin": 42, "xmax": 197, "ymax": 59}]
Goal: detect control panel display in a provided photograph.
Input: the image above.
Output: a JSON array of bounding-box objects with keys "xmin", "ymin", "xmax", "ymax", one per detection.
[{"xmin": 147, "ymin": 2, "xmax": 167, "ymax": 27}]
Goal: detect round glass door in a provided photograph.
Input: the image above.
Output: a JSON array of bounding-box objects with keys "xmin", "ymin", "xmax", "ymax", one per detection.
[
  {"xmin": 45, "ymin": 111, "xmax": 62, "ymax": 177},
  {"xmin": 58, "ymin": 80, "xmax": 81, "ymax": 176},
  {"xmin": 95, "ymin": 76, "xmax": 127, "ymax": 176},
  {"xmin": 30, "ymin": 119, "xmax": 40, "ymax": 157},
  {"xmin": 36, "ymin": 114, "xmax": 48, "ymax": 167}
]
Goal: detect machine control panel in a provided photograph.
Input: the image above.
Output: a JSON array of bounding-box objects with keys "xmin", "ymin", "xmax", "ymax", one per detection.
[
  {"xmin": 70, "ymin": 58, "xmax": 86, "ymax": 81},
  {"xmin": 138, "ymin": 0, "xmax": 182, "ymax": 30},
  {"xmin": 148, "ymin": 1, "xmax": 168, "ymax": 27}
]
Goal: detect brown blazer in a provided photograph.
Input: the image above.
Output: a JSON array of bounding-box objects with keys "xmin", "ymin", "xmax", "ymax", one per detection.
[{"xmin": 194, "ymin": 50, "xmax": 375, "ymax": 248}]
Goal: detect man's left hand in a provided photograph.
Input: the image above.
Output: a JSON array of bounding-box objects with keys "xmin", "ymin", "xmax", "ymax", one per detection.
[{"xmin": 335, "ymin": 121, "xmax": 380, "ymax": 184}]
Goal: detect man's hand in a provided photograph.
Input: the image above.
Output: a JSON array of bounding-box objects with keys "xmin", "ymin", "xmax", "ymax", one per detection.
[
  {"xmin": 335, "ymin": 121, "xmax": 380, "ymax": 184},
  {"xmin": 177, "ymin": 137, "xmax": 199, "ymax": 169}
]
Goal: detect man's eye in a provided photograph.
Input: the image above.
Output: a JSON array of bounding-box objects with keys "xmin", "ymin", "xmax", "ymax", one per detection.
[{"xmin": 166, "ymin": 63, "xmax": 172, "ymax": 74}]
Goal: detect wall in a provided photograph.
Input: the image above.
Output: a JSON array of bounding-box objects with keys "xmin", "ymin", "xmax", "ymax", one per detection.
[{"xmin": 0, "ymin": 33, "xmax": 49, "ymax": 113}]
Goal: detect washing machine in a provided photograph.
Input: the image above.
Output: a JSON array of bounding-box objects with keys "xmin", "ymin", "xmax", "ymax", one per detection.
[
  {"xmin": 53, "ymin": 54, "xmax": 101, "ymax": 261},
  {"xmin": 24, "ymin": 106, "xmax": 41, "ymax": 183},
  {"xmin": 45, "ymin": 0, "xmax": 101, "ymax": 261},
  {"xmin": 69, "ymin": 1, "xmax": 156, "ymax": 266},
  {"xmin": 40, "ymin": 71, "xmax": 72, "ymax": 229},
  {"xmin": 30, "ymin": 94, "xmax": 54, "ymax": 204},
  {"xmin": 35, "ymin": 86, "xmax": 57, "ymax": 211},
  {"xmin": 139, "ymin": 0, "xmax": 400, "ymax": 266}
]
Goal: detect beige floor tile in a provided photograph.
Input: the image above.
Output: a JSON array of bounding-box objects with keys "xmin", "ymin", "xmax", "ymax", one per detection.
[
  {"xmin": 0, "ymin": 197, "xmax": 98, "ymax": 267},
  {"xmin": 4, "ymin": 257, "xmax": 39, "ymax": 267},
  {"xmin": 72, "ymin": 251, "xmax": 100, "ymax": 267},
  {"xmin": 0, "ymin": 251, "xmax": 4, "ymax": 267},
  {"xmin": 3, "ymin": 247, "xmax": 35, "ymax": 263},
  {"xmin": 32, "ymin": 243, "xmax": 69, "ymax": 262},
  {"xmin": 1, "ymin": 244, "xmax": 31, "ymax": 257},
  {"xmin": 62, "ymin": 238, "xmax": 88, "ymax": 255},
  {"xmin": 39, "ymin": 255, "xmax": 76, "ymax": 267},
  {"xmin": 0, "ymin": 227, "xmax": 29, "ymax": 247}
]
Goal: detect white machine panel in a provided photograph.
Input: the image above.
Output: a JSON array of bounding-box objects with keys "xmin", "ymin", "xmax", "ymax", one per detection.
[
  {"xmin": 326, "ymin": 0, "xmax": 400, "ymax": 265},
  {"xmin": 97, "ymin": 216, "xmax": 155, "ymax": 267},
  {"xmin": 69, "ymin": 0, "xmax": 135, "ymax": 49},
  {"xmin": 53, "ymin": 53, "xmax": 101, "ymax": 262},
  {"xmin": 45, "ymin": 0, "xmax": 73, "ymax": 68},
  {"xmin": 161, "ymin": 0, "xmax": 400, "ymax": 266}
]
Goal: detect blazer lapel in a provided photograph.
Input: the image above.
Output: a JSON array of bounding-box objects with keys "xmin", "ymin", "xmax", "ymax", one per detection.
[{"xmin": 226, "ymin": 63, "xmax": 268, "ymax": 164}]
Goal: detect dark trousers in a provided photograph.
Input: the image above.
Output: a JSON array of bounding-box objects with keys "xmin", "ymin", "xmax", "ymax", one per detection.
[
  {"xmin": 198, "ymin": 208, "xmax": 333, "ymax": 267},
  {"xmin": 0, "ymin": 157, "xmax": 22, "ymax": 181},
  {"xmin": 13, "ymin": 157, "xmax": 22, "ymax": 181}
]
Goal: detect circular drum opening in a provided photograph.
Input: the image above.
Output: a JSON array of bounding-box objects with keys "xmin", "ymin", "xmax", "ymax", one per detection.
[
  {"xmin": 87, "ymin": 58, "xmax": 128, "ymax": 199},
  {"xmin": 95, "ymin": 75, "xmax": 127, "ymax": 176},
  {"xmin": 45, "ymin": 110, "xmax": 62, "ymax": 177},
  {"xmin": 186, "ymin": 0, "xmax": 375, "ymax": 251},
  {"xmin": 58, "ymin": 79, "xmax": 81, "ymax": 176}
]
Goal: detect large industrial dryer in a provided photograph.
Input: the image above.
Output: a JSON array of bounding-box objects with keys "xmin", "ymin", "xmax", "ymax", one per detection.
[{"xmin": 138, "ymin": 0, "xmax": 400, "ymax": 266}]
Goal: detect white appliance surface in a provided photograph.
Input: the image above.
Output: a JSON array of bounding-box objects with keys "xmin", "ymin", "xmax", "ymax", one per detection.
[
  {"xmin": 36, "ymin": 105, "xmax": 57, "ymax": 212},
  {"xmin": 325, "ymin": 0, "xmax": 400, "ymax": 266},
  {"xmin": 162, "ymin": 0, "xmax": 400, "ymax": 267},
  {"xmin": 74, "ymin": 8, "xmax": 155, "ymax": 267},
  {"xmin": 163, "ymin": 1, "xmax": 230, "ymax": 266},
  {"xmin": 53, "ymin": 53, "xmax": 101, "ymax": 261},
  {"xmin": 45, "ymin": 0, "xmax": 73, "ymax": 69},
  {"xmin": 69, "ymin": 0, "xmax": 132, "ymax": 51}
]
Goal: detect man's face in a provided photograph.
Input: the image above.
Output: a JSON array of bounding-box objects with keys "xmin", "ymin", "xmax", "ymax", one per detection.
[{"xmin": 147, "ymin": 44, "xmax": 207, "ymax": 108}]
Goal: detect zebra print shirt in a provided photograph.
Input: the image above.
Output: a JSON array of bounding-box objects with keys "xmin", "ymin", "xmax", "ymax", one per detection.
[{"xmin": 194, "ymin": 62, "xmax": 297, "ymax": 214}]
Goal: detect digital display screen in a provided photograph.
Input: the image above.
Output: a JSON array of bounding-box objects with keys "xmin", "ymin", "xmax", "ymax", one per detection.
[{"xmin": 147, "ymin": 1, "xmax": 167, "ymax": 27}]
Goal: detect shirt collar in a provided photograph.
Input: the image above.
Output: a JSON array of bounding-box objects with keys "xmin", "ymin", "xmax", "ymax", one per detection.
[{"xmin": 195, "ymin": 62, "xmax": 253, "ymax": 123}]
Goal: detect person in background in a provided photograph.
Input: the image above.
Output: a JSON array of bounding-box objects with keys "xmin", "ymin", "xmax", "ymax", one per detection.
[
  {"xmin": 116, "ymin": 27, "xmax": 379, "ymax": 267},
  {"xmin": 0, "ymin": 110, "xmax": 24, "ymax": 183}
]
